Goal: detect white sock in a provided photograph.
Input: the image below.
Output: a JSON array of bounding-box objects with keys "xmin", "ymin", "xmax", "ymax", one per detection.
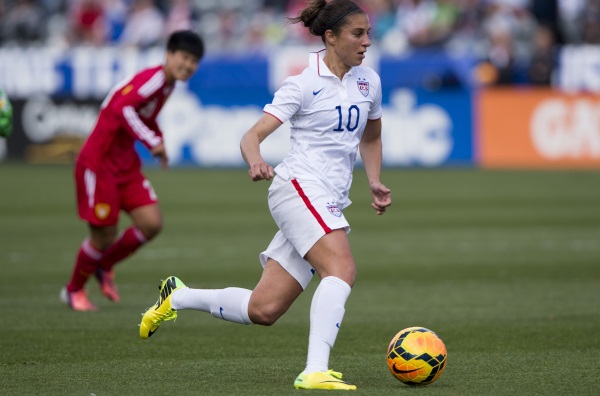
[
  {"xmin": 171, "ymin": 287, "xmax": 215, "ymax": 311},
  {"xmin": 304, "ymin": 276, "xmax": 351, "ymax": 374},
  {"xmin": 171, "ymin": 287, "xmax": 253, "ymax": 325}
]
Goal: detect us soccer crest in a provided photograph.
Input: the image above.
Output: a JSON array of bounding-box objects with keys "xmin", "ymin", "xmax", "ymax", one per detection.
[
  {"xmin": 357, "ymin": 79, "xmax": 369, "ymax": 97},
  {"xmin": 326, "ymin": 203, "xmax": 342, "ymax": 217}
]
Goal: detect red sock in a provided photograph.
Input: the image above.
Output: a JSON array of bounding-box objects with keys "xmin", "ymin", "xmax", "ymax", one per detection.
[
  {"xmin": 99, "ymin": 227, "xmax": 146, "ymax": 271},
  {"xmin": 67, "ymin": 239, "xmax": 102, "ymax": 292}
]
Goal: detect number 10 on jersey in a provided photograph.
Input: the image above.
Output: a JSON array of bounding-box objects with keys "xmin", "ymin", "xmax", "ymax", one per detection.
[{"xmin": 334, "ymin": 105, "xmax": 360, "ymax": 132}]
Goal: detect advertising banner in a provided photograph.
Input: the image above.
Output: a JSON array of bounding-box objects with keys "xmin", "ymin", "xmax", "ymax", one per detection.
[
  {"xmin": 478, "ymin": 88, "xmax": 600, "ymax": 168},
  {"xmin": 556, "ymin": 45, "xmax": 600, "ymax": 93},
  {"xmin": 1, "ymin": 46, "xmax": 475, "ymax": 167},
  {"xmin": 3, "ymin": 97, "xmax": 98, "ymax": 163}
]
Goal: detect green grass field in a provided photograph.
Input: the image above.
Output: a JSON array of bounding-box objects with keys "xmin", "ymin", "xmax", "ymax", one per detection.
[{"xmin": 1, "ymin": 164, "xmax": 599, "ymax": 395}]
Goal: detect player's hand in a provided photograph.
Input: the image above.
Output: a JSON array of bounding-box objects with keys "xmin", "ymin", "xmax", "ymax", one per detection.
[
  {"xmin": 370, "ymin": 181, "xmax": 391, "ymax": 215},
  {"xmin": 247, "ymin": 161, "xmax": 274, "ymax": 181},
  {"xmin": 151, "ymin": 143, "xmax": 169, "ymax": 169}
]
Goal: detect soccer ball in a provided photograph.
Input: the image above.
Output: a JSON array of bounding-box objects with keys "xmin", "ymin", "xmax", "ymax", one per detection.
[{"xmin": 386, "ymin": 326, "xmax": 447, "ymax": 386}]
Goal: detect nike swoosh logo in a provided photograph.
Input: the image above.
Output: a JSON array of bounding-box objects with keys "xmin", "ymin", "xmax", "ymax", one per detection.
[
  {"xmin": 219, "ymin": 307, "xmax": 225, "ymax": 319},
  {"xmin": 336, "ymin": 323, "xmax": 340, "ymax": 328},
  {"xmin": 313, "ymin": 88, "xmax": 324, "ymax": 95},
  {"xmin": 320, "ymin": 380, "xmax": 349, "ymax": 384},
  {"xmin": 392, "ymin": 366, "xmax": 420, "ymax": 374},
  {"xmin": 148, "ymin": 328, "xmax": 157, "ymax": 337}
]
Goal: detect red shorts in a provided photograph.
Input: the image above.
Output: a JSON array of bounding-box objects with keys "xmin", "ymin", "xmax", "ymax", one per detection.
[{"xmin": 75, "ymin": 163, "xmax": 158, "ymax": 226}]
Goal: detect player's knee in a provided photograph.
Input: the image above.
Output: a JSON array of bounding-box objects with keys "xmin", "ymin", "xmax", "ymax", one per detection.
[
  {"xmin": 342, "ymin": 268, "xmax": 356, "ymax": 287},
  {"xmin": 335, "ymin": 260, "xmax": 357, "ymax": 287},
  {"xmin": 320, "ymin": 266, "xmax": 356, "ymax": 288},
  {"xmin": 139, "ymin": 221, "xmax": 162, "ymax": 240},
  {"xmin": 248, "ymin": 303, "xmax": 284, "ymax": 326},
  {"xmin": 90, "ymin": 226, "xmax": 118, "ymax": 250}
]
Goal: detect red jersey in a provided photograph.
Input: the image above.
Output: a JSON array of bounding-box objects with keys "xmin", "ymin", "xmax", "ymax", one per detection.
[{"xmin": 77, "ymin": 65, "xmax": 173, "ymax": 180}]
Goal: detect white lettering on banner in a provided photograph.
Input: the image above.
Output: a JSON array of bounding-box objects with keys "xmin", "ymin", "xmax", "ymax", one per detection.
[
  {"xmin": 157, "ymin": 88, "xmax": 453, "ymax": 167},
  {"xmin": 22, "ymin": 97, "xmax": 98, "ymax": 143},
  {"xmin": 530, "ymin": 98, "xmax": 600, "ymax": 159},
  {"xmin": 0, "ymin": 48, "xmax": 63, "ymax": 97},
  {"xmin": 12, "ymin": 88, "xmax": 454, "ymax": 167},
  {"xmin": 0, "ymin": 47, "xmax": 162, "ymax": 99},
  {"xmin": 558, "ymin": 45, "xmax": 600, "ymax": 93},
  {"xmin": 381, "ymin": 90, "xmax": 453, "ymax": 166},
  {"xmin": 158, "ymin": 88, "xmax": 290, "ymax": 166},
  {"xmin": 72, "ymin": 47, "xmax": 163, "ymax": 99}
]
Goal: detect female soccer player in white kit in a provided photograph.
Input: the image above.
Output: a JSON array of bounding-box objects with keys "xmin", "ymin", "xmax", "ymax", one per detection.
[{"xmin": 140, "ymin": 0, "xmax": 392, "ymax": 390}]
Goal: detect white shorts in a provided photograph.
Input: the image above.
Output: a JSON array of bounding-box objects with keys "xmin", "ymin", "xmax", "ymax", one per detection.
[{"xmin": 259, "ymin": 176, "xmax": 350, "ymax": 289}]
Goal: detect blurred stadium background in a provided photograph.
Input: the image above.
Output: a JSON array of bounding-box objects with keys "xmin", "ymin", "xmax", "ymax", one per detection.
[{"xmin": 1, "ymin": 0, "xmax": 599, "ymax": 168}]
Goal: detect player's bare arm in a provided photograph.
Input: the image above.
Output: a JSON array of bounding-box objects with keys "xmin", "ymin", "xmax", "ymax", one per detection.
[
  {"xmin": 240, "ymin": 113, "xmax": 281, "ymax": 181},
  {"xmin": 359, "ymin": 118, "xmax": 391, "ymax": 215}
]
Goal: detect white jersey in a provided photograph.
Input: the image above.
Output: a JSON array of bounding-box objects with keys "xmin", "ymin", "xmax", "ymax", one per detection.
[{"xmin": 264, "ymin": 50, "xmax": 383, "ymax": 209}]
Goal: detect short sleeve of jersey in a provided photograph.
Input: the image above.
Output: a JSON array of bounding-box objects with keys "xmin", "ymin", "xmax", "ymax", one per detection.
[
  {"xmin": 263, "ymin": 77, "xmax": 302, "ymax": 124},
  {"xmin": 368, "ymin": 71, "xmax": 383, "ymax": 120}
]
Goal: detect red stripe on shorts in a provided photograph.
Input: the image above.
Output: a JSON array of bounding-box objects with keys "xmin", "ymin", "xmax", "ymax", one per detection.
[{"xmin": 291, "ymin": 179, "xmax": 332, "ymax": 234}]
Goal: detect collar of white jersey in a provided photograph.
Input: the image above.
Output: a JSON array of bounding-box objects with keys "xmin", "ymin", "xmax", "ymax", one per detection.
[{"xmin": 309, "ymin": 49, "xmax": 355, "ymax": 78}]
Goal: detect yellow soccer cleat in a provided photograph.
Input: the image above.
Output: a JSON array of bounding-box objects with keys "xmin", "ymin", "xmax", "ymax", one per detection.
[
  {"xmin": 139, "ymin": 276, "xmax": 186, "ymax": 339},
  {"xmin": 294, "ymin": 370, "xmax": 357, "ymax": 391}
]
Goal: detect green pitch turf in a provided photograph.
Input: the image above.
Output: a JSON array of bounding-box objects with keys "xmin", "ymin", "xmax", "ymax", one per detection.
[{"xmin": 0, "ymin": 164, "xmax": 599, "ymax": 395}]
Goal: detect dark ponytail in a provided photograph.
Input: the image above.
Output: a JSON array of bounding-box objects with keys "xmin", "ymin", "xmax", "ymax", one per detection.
[{"xmin": 287, "ymin": 0, "xmax": 363, "ymax": 41}]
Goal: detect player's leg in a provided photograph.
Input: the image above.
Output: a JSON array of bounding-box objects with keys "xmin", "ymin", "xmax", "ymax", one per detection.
[
  {"xmin": 95, "ymin": 175, "xmax": 161, "ymax": 301},
  {"xmin": 139, "ymin": 258, "xmax": 303, "ymax": 338},
  {"xmin": 304, "ymin": 229, "xmax": 355, "ymax": 364},
  {"xmin": 62, "ymin": 166, "xmax": 119, "ymax": 311},
  {"xmin": 304, "ymin": 229, "xmax": 356, "ymax": 286},
  {"xmin": 247, "ymin": 258, "xmax": 304, "ymax": 325},
  {"xmin": 99, "ymin": 173, "xmax": 162, "ymax": 272},
  {"xmin": 140, "ymin": 230, "xmax": 308, "ymax": 338},
  {"xmin": 173, "ymin": 257, "xmax": 302, "ymax": 326},
  {"xmin": 99, "ymin": 203, "xmax": 161, "ymax": 272},
  {"xmin": 170, "ymin": 257, "xmax": 302, "ymax": 324},
  {"xmin": 292, "ymin": 231, "xmax": 356, "ymax": 390},
  {"xmin": 61, "ymin": 232, "xmax": 108, "ymax": 311},
  {"xmin": 268, "ymin": 178, "xmax": 356, "ymax": 389},
  {"xmin": 89, "ymin": 223, "xmax": 119, "ymax": 249},
  {"xmin": 66, "ymin": 225, "xmax": 117, "ymax": 293},
  {"xmin": 293, "ymin": 230, "xmax": 356, "ymax": 390}
]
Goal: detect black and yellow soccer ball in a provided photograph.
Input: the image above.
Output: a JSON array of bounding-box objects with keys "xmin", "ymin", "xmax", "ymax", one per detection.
[{"xmin": 387, "ymin": 326, "xmax": 447, "ymax": 386}]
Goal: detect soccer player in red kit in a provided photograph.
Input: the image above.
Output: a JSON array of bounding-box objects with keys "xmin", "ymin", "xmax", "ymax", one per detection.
[{"xmin": 60, "ymin": 30, "xmax": 205, "ymax": 311}]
